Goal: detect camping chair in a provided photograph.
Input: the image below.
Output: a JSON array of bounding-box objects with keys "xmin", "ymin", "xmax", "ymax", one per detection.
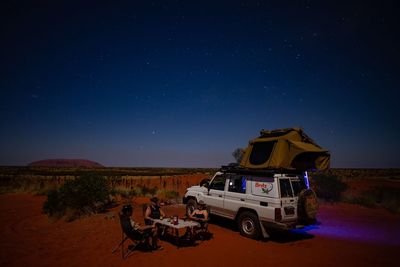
[
  {"xmin": 195, "ymin": 207, "xmax": 213, "ymax": 241},
  {"xmin": 112, "ymin": 209, "xmax": 151, "ymax": 259},
  {"xmin": 187, "ymin": 205, "xmax": 213, "ymax": 241}
]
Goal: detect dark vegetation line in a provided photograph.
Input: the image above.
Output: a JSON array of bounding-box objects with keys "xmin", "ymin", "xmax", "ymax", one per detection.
[
  {"xmin": 0, "ymin": 166, "xmax": 399, "ymax": 177},
  {"xmin": 0, "ymin": 167, "xmax": 399, "ymax": 219},
  {"xmin": 0, "ymin": 166, "xmax": 218, "ymax": 176}
]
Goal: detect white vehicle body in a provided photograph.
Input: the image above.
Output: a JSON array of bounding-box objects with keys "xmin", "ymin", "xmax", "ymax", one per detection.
[{"xmin": 183, "ymin": 169, "xmax": 318, "ymax": 239}]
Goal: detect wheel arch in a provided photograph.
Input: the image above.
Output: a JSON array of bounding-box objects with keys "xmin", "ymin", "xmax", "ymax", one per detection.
[
  {"xmin": 235, "ymin": 207, "xmax": 260, "ymax": 222},
  {"xmin": 185, "ymin": 195, "xmax": 197, "ymax": 203}
]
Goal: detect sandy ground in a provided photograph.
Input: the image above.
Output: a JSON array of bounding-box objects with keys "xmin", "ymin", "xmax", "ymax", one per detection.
[{"xmin": 0, "ymin": 194, "xmax": 399, "ymax": 267}]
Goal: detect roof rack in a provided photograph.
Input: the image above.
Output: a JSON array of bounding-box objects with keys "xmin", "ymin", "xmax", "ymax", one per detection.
[{"xmin": 220, "ymin": 164, "xmax": 303, "ymax": 176}]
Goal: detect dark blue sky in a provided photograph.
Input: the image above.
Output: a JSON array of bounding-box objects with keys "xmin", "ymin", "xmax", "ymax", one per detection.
[{"xmin": 1, "ymin": 1, "xmax": 399, "ymax": 168}]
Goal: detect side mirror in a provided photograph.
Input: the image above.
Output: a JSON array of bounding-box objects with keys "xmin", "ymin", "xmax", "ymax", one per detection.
[{"xmin": 199, "ymin": 178, "xmax": 210, "ymax": 188}]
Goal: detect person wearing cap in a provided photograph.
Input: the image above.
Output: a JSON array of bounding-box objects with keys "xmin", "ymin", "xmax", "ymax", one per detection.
[{"xmin": 144, "ymin": 197, "xmax": 166, "ymax": 225}]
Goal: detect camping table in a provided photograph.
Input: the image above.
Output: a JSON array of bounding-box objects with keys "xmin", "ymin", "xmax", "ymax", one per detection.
[{"xmin": 152, "ymin": 218, "xmax": 200, "ymax": 248}]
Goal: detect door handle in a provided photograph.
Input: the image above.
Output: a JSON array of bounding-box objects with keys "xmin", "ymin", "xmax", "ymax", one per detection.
[
  {"xmin": 218, "ymin": 195, "xmax": 222, "ymax": 197},
  {"xmin": 240, "ymin": 198, "xmax": 245, "ymax": 201}
]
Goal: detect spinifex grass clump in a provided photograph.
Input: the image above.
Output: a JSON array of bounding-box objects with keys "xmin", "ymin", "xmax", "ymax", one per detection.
[
  {"xmin": 43, "ymin": 173, "xmax": 110, "ymax": 221},
  {"xmin": 310, "ymin": 173, "xmax": 348, "ymax": 202}
]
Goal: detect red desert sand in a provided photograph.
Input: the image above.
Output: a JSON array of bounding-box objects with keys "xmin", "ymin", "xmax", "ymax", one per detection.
[{"xmin": 0, "ymin": 194, "xmax": 399, "ymax": 267}]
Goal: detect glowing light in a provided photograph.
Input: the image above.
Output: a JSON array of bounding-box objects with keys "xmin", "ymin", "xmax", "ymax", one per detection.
[
  {"xmin": 304, "ymin": 171, "xmax": 310, "ymax": 189},
  {"xmin": 241, "ymin": 176, "xmax": 246, "ymax": 191}
]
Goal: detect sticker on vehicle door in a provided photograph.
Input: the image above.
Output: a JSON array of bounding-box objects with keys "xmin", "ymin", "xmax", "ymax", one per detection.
[{"xmin": 251, "ymin": 177, "xmax": 276, "ymax": 197}]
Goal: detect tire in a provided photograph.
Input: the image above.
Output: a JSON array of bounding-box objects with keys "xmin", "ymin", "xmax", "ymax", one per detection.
[
  {"xmin": 237, "ymin": 211, "xmax": 261, "ymax": 240},
  {"xmin": 298, "ymin": 189, "xmax": 319, "ymax": 224},
  {"xmin": 186, "ymin": 199, "xmax": 197, "ymax": 216}
]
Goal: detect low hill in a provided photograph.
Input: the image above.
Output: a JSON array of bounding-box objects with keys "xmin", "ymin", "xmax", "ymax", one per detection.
[{"xmin": 28, "ymin": 159, "xmax": 104, "ymax": 168}]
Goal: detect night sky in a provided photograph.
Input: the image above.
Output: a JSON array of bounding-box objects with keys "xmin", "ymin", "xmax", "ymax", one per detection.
[{"xmin": 1, "ymin": 1, "xmax": 399, "ymax": 168}]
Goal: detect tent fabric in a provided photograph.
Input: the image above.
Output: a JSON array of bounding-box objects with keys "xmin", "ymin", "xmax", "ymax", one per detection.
[{"xmin": 240, "ymin": 128, "xmax": 330, "ymax": 171}]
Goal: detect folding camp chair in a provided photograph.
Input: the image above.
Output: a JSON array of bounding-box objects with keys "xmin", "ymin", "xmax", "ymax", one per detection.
[
  {"xmin": 112, "ymin": 207, "xmax": 151, "ymax": 259},
  {"xmin": 193, "ymin": 206, "xmax": 213, "ymax": 241},
  {"xmin": 185, "ymin": 203, "xmax": 213, "ymax": 241}
]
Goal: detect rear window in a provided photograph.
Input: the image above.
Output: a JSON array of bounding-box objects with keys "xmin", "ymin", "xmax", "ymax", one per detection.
[
  {"xmin": 279, "ymin": 179, "xmax": 293, "ymax": 198},
  {"xmin": 291, "ymin": 179, "xmax": 306, "ymax": 196}
]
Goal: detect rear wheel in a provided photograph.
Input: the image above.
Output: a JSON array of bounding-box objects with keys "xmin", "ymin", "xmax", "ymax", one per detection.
[
  {"xmin": 186, "ymin": 199, "xmax": 197, "ymax": 216},
  {"xmin": 237, "ymin": 211, "xmax": 261, "ymax": 240}
]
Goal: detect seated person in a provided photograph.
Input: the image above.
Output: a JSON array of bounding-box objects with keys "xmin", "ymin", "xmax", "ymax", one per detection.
[
  {"xmin": 120, "ymin": 204, "xmax": 162, "ymax": 251},
  {"xmin": 145, "ymin": 197, "xmax": 167, "ymax": 236},
  {"xmin": 144, "ymin": 197, "xmax": 166, "ymax": 225},
  {"xmin": 189, "ymin": 200, "xmax": 209, "ymax": 227},
  {"xmin": 183, "ymin": 200, "xmax": 209, "ymax": 240}
]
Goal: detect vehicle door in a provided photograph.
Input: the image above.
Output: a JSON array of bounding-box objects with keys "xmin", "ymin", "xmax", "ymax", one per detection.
[
  {"xmin": 278, "ymin": 178, "xmax": 297, "ymax": 221},
  {"xmin": 205, "ymin": 174, "xmax": 227, "ymax": 216},
  {"xmin": 223, "ymin": 174, "xmax": 247, "ymax": 219}
]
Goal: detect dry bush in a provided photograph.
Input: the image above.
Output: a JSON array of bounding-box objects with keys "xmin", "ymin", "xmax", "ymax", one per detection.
[
  {"xmin": 344, "ymin": 186, "xmax": 400, "ymax": 213},
  {"xmin": 156, "ymin": 189, "xmax": 180, "ymax": 202},
  {"xmin": 310, "ymin": 173, "xmax": 348, "ymax": 202},
  {"xmin": 43, "ymin": 173, "xmax": 110, "ymax": 220}
]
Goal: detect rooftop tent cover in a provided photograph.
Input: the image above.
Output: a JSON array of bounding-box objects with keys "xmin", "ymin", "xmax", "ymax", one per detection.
[{"xmin": 240, "ymin": 128, "xmax": 330, "ymax": 171}]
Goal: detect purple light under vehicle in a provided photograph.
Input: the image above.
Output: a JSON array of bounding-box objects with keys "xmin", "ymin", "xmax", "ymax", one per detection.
[{"xmin": 292, "ymin": 208, "xmax": 400, "ymax": 247}]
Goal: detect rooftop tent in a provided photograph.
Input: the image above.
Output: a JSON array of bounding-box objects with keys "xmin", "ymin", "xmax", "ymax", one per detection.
[{"xmin": 239, "ymin": 128, "xmax": 330, "ymax": 171}]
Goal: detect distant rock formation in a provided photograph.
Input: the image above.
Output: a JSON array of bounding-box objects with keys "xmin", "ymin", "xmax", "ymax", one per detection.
[{"xmin": 28, "ymin": 159, "xmax": 104, "ymax": 168}]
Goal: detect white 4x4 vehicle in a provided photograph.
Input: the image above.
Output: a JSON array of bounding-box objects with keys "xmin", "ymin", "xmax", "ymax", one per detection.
[{"xmin": 183, "ymin": 167, "xmax": 318, "ymax": 240}]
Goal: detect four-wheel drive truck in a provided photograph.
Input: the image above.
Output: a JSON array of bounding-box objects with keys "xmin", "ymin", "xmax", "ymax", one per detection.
[{"xmin": 183, "ymin": 167, "xmax": 318, "ymax": 240}]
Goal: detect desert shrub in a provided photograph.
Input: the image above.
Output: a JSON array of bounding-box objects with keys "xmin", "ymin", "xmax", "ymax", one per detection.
[
  {"xmin": 139, "ymin": 185, "xmax": 157, "ymax": 196},
  {"xmin": 156, "ymin": 189, "xmax": 180, "ymax": 200},
  {"xmin": 35, "ymin": 184, "xmax": 57, "ymax": 196},
  {"xmin": 107, "ymin": 175, "xmax": 122, "ymax": 189},
  {"xmin": 0, "ymin": 175, "xmax": 58, "ymax": 195},
  {"xmin": 164, "ymin": 190, "xmax": 179, "ymax": 199},
  {"xmin": 350, "ymin": 186, "xmax": 400, "ymax": 213},
  {"xmin": 232, "ymin": 148, "xmax": 245, "ymax": 164},
  {"xmin": 111, "ymin": 187, "xmax": 138, "ymax": 198},
  {"xmin": 43, "ymin": 173, "xmax": 110, "ymax": 220},
  {"xmin": 310, "ymin": 173, "xmax": 348, "ymax": 202},
  {"xmin": 111, "ymin": 185, "xmax": 159, "ymax": 199}
]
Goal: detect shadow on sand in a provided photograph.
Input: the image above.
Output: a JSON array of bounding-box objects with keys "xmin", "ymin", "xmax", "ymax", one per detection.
[
  {"xmin": 209, "ymin": 215, "xmax": 319, "ymax": 244},
  {"xmin": 159, "ymin": 231, "xmax": 200, "ymax": 248},
  {"xmin": 267, "ymin": 226, "xmax": 316, "ymax": 243}
]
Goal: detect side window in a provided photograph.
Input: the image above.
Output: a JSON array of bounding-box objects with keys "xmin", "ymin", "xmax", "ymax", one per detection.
[
  {"xmin": 209, "ymin": 175, "xmax": 226, "ymax": 191},
  {"xmin": 279, "ymin": 179, "xmax": 293, "ymax": 198},
  {"xmin": 228, "ymin": 175, "xmax": 246, "ymax": 194}
]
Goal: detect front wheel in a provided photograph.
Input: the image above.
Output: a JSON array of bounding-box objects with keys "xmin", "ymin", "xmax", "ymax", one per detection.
[{"xmin": 237, "ymin": 211, "xmax": 261, "ymax": 240}]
